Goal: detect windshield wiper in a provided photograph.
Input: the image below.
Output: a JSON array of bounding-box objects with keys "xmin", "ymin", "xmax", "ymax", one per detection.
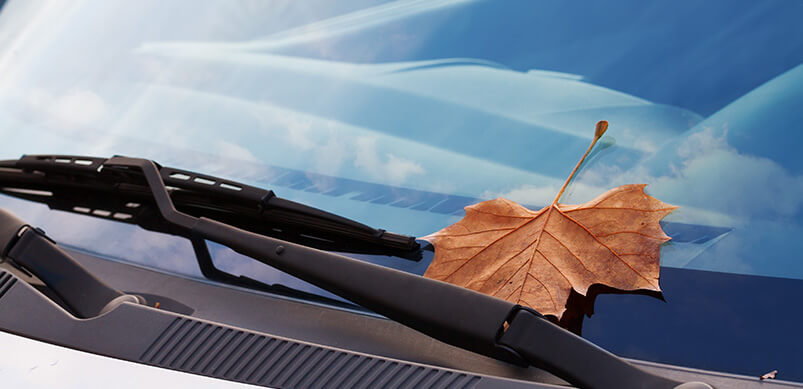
[
  {"xmin": 0, "ymin": 155, "xmax": 418, "ymax": 256},
  {"xmin": 0, "ymin": 155, "xmax": 711, "ymax": 389},
  {"xmin": 0, "ymin": 155, "xmax": 422, "ymax": 295}
]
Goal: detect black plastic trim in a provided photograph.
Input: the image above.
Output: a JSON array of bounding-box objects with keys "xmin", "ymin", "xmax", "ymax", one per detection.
[{"xmin": 0, "ymin": 274, "xmax": 549, "ymax": 388}]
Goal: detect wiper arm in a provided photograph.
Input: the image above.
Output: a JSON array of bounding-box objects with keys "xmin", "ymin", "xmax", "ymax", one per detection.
[{"xmin": 0, "ymin": 155, "xmax": 710, "ymax": 389}]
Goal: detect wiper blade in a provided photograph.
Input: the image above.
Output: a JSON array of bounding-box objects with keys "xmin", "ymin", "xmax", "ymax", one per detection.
[
  {"xmin": 0, "ymin": 155, "xmax": 419, "ymax": 257},
  {"xmin": 0, "ymin": 154, "xmax": 420, "ymax": 302},
  {"xmin": 0, "ymin": 155, "xmax": 710, "ymax": 389}
]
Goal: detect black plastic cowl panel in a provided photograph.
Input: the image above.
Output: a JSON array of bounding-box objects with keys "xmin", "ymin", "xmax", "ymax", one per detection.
[
  {"xmin": 0, "ymin": 269, "xmax": 556, "ymax": 389},
  {"xmin": 142, "ymin": 317, "xmax": 480, "ymax": 389}
]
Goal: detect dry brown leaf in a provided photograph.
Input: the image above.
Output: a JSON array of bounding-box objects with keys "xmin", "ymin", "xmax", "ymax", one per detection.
[{"xmin": 423, "ymin": 121, "xmax": 676, "ymax": 320}]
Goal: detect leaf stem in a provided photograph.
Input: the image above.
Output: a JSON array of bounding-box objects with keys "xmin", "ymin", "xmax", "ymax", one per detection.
[{"xmin": 552, "ymin": 121, "xmax": 608, "ymax": 205}]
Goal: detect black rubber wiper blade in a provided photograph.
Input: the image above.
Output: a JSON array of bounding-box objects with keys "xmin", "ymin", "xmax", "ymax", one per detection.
[{"xmin": 0, "ymin": 155, "xmax": 419, "ymax": 258}]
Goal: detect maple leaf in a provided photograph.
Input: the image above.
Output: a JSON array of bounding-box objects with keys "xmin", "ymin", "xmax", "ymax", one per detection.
[{"xmin": 423, "ymin": 121, "xmax": 676, "ymax": 320}]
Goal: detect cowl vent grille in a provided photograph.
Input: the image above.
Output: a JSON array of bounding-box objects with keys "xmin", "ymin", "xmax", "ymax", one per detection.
[
  {"xmin": 0, "ymin": 270, "xmax": 17, "ymax": 300},
  {"xmin": 141, "ymin": 317, "xmax": 480, "ymax": 389}
]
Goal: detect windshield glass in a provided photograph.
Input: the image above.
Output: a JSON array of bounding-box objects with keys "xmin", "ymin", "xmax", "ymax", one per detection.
[{"xmin": 0, "ymin": 0, "xmax": 801, "ymax": 381}]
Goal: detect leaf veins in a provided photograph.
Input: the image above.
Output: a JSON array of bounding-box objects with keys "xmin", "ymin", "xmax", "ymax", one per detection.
[{"xmin": 422, "ymin": 121, "xmax": 677, "ymax": 319}]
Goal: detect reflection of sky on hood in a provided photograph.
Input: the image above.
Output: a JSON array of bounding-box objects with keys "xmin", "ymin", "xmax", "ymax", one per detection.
[{"xmin": 0, "ymin": 1, "xmax": 802, "ymax": 282}]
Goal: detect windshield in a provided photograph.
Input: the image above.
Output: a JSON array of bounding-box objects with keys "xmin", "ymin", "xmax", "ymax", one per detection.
[{"xmin": 0, "ymin": 0, "xmax": 801, "ymax": 381}]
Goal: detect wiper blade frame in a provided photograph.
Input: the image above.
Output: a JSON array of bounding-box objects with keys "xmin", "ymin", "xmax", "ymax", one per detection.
[{"xmin": 0, "ymin": 155, "xmax": 419, "ymax": 257}]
